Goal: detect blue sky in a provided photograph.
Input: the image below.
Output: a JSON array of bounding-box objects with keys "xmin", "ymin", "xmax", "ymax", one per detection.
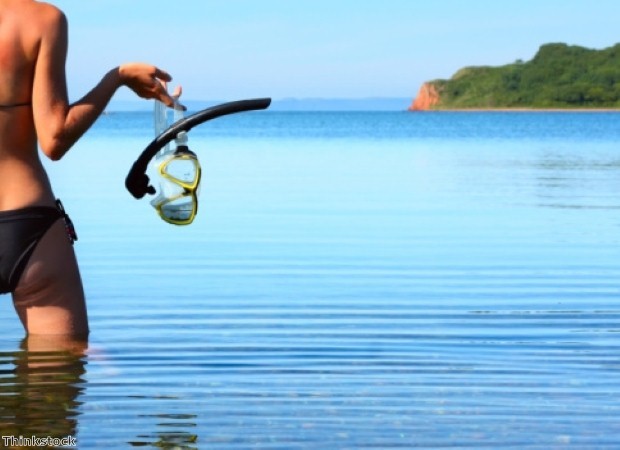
[{"xmin": 55, "ymin": 0, "xmax": 619, "ymax": 104}]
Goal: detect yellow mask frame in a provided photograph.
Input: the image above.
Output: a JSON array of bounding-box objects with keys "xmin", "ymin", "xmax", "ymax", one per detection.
[{"xmin": 151, "ymin": 147, "xmax": 202, "ymax": 226}]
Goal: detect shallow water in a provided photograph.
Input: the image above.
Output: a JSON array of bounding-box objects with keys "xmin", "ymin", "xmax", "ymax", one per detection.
[{"xmin": 1, "ymin": 111, "xmax": 619, "ymax": 448}]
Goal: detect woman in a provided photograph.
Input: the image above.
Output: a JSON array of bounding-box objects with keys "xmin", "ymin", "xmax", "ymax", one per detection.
[{"xmin": 0, "ymin": 0, "xmax": 180, "ymax": 336}]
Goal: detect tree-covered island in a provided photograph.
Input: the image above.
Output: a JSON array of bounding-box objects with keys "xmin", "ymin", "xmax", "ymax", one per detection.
[{"xmin": 410, "ymin": 43, "xmax": 620, "ymax": 110}]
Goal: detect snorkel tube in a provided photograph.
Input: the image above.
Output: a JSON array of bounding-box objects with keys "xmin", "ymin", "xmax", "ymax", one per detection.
[{"xmin": 126, "ymin": 98, "xmax": 272, "ymax": 199}]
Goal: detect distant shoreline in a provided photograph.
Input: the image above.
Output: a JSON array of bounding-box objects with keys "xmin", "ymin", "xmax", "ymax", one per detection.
[{"xmin": 413, "ymin": 107, "xmax": 620, "ymax": 113}]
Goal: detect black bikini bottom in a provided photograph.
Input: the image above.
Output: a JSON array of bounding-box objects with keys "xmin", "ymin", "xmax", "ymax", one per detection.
[{"xmin": 0, "ymin": 200, "xmax": 76, "ymax": 294}]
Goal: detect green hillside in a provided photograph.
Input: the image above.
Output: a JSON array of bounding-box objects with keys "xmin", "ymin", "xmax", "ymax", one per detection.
[{"xmin": 431, "ymin": 43, "xmax": 620, "ymax": 109}]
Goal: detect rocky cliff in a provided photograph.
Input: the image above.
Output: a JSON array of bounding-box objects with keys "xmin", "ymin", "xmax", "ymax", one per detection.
[{"xmin": 408, "ymin": 82, "xmax": 440, "ymax": 111}]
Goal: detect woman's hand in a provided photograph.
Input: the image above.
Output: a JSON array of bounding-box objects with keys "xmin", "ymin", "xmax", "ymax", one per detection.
[{"xmin": 118, "ymin": 63, "xmax": 184, "ymax": 109}]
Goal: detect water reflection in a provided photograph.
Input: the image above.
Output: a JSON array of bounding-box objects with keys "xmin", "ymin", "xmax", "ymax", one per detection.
[
  {"xmin": 0, "ymin": 336, "xmax": 87, "ymax": 447},
  {"xmin": 534, "ymin": 150, "xmax": 620, "ymax": 210},
  {"xmin": 129, "ymin": 412, "xmax": 198, "ymax": 449}
]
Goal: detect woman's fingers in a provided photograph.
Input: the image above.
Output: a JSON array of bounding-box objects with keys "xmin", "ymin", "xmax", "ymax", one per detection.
[{"xmin": 153, "ymin": 67, "xmax": 172, "ymax": 82}]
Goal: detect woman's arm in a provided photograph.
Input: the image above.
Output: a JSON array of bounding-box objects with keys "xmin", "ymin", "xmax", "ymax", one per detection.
[{"xmin": 32, "ymin": 6, "xmax": 176, "ymax": 161}]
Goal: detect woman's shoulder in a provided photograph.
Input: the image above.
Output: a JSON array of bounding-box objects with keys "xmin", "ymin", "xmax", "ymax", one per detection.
[
  {"xmin": 38, "ymin": 2, "xmax": 66, "ymax": 20},
  {"xmin": 25, "ymin": 2, "xmax": 67, "ymax": 30},
  {"xmin": 13, "ymin": 3, "xmax": 66, "ymax": 51}
]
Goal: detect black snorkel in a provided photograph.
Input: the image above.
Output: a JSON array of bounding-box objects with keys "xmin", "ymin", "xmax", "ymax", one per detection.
[{"xmin": 126, "ymin": 97, "xmax": 272, "ymax": 199}]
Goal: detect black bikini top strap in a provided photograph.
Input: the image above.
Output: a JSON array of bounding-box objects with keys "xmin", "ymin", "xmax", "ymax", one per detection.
[{"xmin": 0, "ymin": 102, "xmax": 31, "ymax": 108}]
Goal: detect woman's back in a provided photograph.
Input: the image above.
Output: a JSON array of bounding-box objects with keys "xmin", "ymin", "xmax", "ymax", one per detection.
[{"xmin": 0, "ymin": 0, "xmax": 55, "ymax": 210}]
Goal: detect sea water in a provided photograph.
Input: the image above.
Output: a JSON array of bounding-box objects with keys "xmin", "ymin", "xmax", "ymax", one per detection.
[{"xmin": 1, "ymin": 110, "xmax": 619, "ymax": 448}]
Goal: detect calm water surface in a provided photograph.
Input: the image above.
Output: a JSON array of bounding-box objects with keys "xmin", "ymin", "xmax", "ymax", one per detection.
[{"xmin": 1, "ymin": 111, "xmax": 620, "ymax": 449}]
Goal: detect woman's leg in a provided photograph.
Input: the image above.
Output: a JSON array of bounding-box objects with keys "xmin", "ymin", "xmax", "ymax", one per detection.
[{"xmin": 12, "ymin": 220, "xmax": 88, "ymax": 336}]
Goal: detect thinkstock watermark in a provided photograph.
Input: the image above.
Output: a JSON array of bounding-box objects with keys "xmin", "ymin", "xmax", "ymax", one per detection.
[{"xmin": 2, "ymin": 435, "xmax": 76, "ymax": 448}]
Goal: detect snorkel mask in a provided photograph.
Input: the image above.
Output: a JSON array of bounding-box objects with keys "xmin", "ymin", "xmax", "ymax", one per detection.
[
  {"xmin": 126, "ymin": 98, "xmax": 271, "ymax": 225},
  {"xmin": 148, "ymin": 143, "xmax": 201, "ymax": 225},
  {"xmin": 148, "ymin": 100, "xmax": 202, "ymax": 225}
]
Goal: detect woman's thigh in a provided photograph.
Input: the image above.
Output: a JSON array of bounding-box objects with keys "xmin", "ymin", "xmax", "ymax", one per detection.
[{"xmin": 12, "ymin": 220, "xmax": 88, "ymax": 336}]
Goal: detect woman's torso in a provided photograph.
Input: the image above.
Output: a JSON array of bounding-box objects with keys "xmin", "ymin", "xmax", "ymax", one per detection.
[{"xmin": 0, "ymin": 0, "xmax": 55, "ymax": 211}]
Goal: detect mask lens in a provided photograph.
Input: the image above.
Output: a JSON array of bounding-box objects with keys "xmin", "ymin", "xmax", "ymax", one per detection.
[
  {"xmin": 163, "ymin": 157, "xmax": 200, "ymax": 186},
  {"xmin": 159, "ymin": 194, "xmax": 197, "ymax": 225}
]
